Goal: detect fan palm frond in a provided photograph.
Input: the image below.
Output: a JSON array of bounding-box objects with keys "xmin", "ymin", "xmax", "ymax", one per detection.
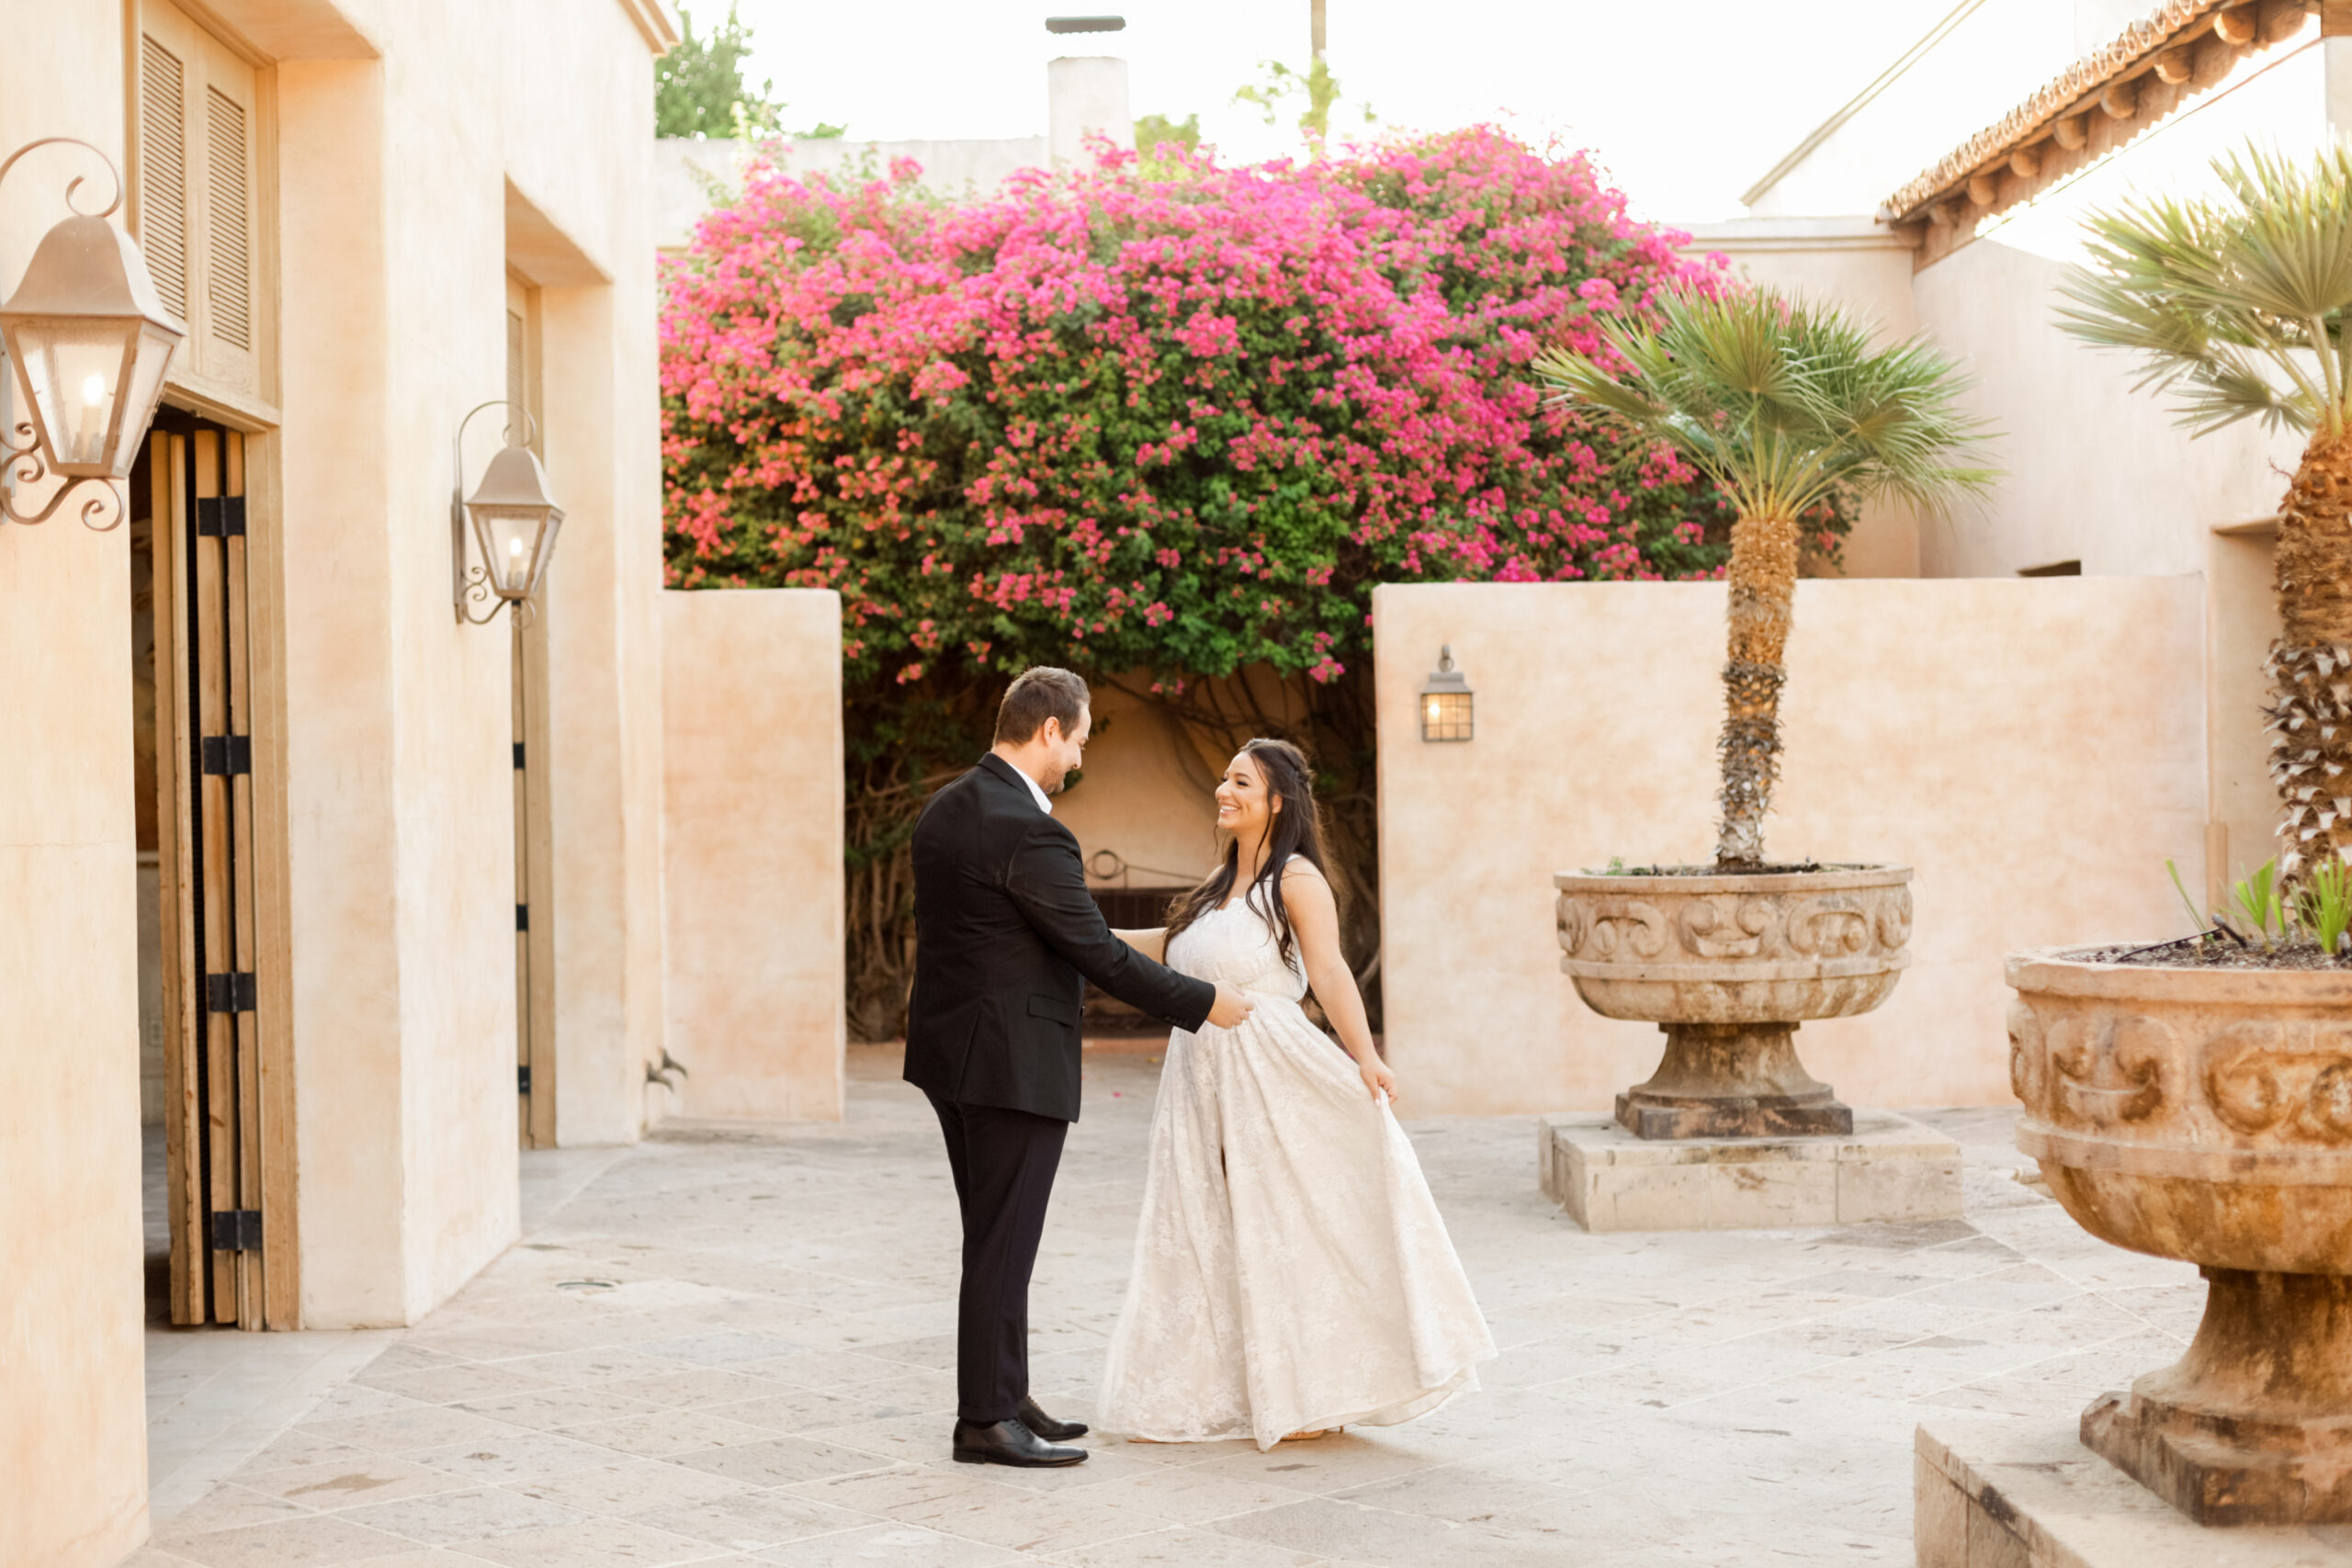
[
  {"xmin": 2058, "ymin": 140, "xmax": 2352, "ymax": 440},
  {"xmin": 1532, "ymin": 288, "xmax": 1996, "ymax": 523}
]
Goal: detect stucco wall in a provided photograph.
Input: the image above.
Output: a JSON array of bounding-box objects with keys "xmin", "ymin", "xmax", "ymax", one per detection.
[
  {"xmin": 0, "ymin": 11, "xmax": 151, "ymax": 1565},
  {"xmin": 661, "ymin": 590, "xmax": 846, "ymax": 1121},
  {"xmin": 1911, "ymin": 236, "xmax": 2301, "ymax": 579},
  {"xmin": 1056, "ymin": 682, "xmax": 1223, "ymax": 893},
  {"xmin": 1374, "ymin": 579, "xmax": 2207, "ymax": 1117},
  {"xmin": 264, "ymin": 0, "xmax": 672, "ymax": 1325}
]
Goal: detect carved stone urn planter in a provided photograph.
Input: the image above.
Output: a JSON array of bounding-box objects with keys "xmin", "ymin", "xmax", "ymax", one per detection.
[
  {"xmin": 1554, "ymin": 865, "xmax": 1914, "ymax": 1139},
  {"xmin": 2009, "ymin": 951, "xmax": 2352, "ymax": 1525}
]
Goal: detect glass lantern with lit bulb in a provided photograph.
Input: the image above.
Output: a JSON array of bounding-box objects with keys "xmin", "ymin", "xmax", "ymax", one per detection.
[
  {"xmin": 0, "ymin": 138, "xmax": 186, "ymax": 529},
  {"xmin": 1419, "ymin": 645, "xmax": 1474, "ymax": 742},
  {"xmin": 451, "ymin": 400, "xmax": 564, "ymax": 625}
]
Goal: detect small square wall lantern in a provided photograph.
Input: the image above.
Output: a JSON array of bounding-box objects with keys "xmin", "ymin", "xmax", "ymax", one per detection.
[
  {"xmin": 453, "ymin": 400, "xmax": 564, "ymax": 625},
  {"xmin": 0, "ymin": 138, "xmax": 186, "ymax": 530},
  {"xmin": 1419, "ymin": 645, "xmax": 1473, "ymax": 742}
]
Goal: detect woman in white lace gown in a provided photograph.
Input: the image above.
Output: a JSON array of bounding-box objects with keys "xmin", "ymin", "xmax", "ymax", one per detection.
[{"xmin": 1097, "ymin": 739, "xmax": 1495, "ymax": 1450}]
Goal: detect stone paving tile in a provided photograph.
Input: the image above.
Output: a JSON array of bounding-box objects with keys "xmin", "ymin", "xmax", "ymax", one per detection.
[
  {"xmin": 298, "ymin": 1406, "xmax": 518, "ymax": 1458},
  {"xmin": 151, "ymin": 1061, "xmax": 2207, "ymax": 1565},
  {"xmin": 1210, "ymin": 1495, "xmax": 1557, "ymax": 1568},
  {"xmin": 504, "ymin": 1456, "xmax": 749, "ymax": 1515},
  {"xmin": 402, "ymin": 1430, "xmax": 621, "ymax": 1484},
  {"xmin": 560, "ymin": 1407, "xmax": 785, "ymax": 1459},
  {"xmin": 750, "ymin": 1523, "xmax": 1025, "ymax": 1565},
  {"xmin": 236, "ymin": 1456, "xmax": 473, "ymax": 1509},
  {"xmin": 356, "ymin": 1367, "xmax": 558, "ymax": 1406},
  {"xmin": 606, "ymin": 1370, "xmax": 806, "ymax": 1410},
  {"xmin": 444, "ymin": 1517, "xmax": 730, "ymax": 1567},
  {"xmin": 451, "ymin": 1387, "xmax": 668, "ymax": 1433},
  {"xmin": 673, "ymin": 1436, "xmax": 902, "ymax": 1488},
  {"xmin": 164, "ymin": 1513, "xmax": 415, "ymax": 1568},
  {"xmin": 1073, "ymin": 1467, "xmax": 1323, "ymax": 1527},
  {"xmin": 1037, "ymin": 1527, "xmax": 1331, "ymax": 1568},
  {"xmin": 632, "ymin": 1490, "xmax": 878, "ymax": 1551},
  {"xmin": 152, "ymin": 1485, "xmax": 318, "ymax": 1541},
  {"xmin": 334, "ymin": 1486, "xmax": 586, "ymax": 1546}
]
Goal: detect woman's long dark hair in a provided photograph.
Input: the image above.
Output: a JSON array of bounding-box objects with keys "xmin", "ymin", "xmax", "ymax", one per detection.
[{"xmin": 1163, "ymin": 739, "xmax": 1334, "ymax": 972}]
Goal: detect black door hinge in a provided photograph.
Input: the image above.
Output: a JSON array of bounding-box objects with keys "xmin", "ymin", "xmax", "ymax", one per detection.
[
  {"xmin": 201, "ymin": 735, "xmax": 253, "ymax": 776},
  {"xmin": 518, "ymin": 1065, "xmax": 532, "ymax": 1094},
  {"xmin": 513, "ymin": 741, "xmax": 526, "ymax": 770},
  {"xmin": 516, "ymin": 903, "xmax": 529, "ymax": 932},
  {"xmin": 209, "ymin": 1209, "xmax": 262, "ymax": 1251},
  {"xmin": 195, "ymin": 495, "xmax": 247, "ymax": 537},
  {"xmin": 206, "ymin": 972, "xmax": 257, "ymax": 1013}
]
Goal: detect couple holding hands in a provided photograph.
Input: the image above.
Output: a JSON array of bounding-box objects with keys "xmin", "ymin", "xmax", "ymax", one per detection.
[{"xmin": 904, "ymin": 666, "xmax": 1494, "ymax": 1465}]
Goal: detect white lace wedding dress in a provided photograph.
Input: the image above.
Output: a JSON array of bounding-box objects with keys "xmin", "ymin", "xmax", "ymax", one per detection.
[{"xmin": 1097, "ymin": 886, "xmax": 1497, "ymax": 1450}]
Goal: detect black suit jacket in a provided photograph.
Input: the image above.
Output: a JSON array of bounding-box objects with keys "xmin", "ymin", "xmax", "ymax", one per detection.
[{"xmin": 903, "ymin": 753, "xmax": 1216, "ymax": 1122}]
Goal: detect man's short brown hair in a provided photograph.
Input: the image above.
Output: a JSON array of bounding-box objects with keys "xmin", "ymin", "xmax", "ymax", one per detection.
[{"xmin": 994, "ymin": 666, "xmax": 1090, "ymax": 745}]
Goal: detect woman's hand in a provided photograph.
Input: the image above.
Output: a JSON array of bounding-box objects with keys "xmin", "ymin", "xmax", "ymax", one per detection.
[{"xmin": 1359, "ymin": 1055, "xmax": 1398, "ymax": 1105}]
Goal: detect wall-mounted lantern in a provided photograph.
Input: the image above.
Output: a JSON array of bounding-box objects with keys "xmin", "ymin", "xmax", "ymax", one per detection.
[
  {"xmin": 452, "ymin": 400, "xmax": 563, "ymax": 625},
  {"xmin": 0, "ymin": 138, "xmax": 186, "ymax": 530},
  {"xmin": 1419, "ymin": 645, "xmax": 1473, "ymax": 742}
]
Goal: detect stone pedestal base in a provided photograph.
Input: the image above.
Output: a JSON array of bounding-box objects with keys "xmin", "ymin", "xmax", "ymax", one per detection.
[
  {"xmin": 1614, "ymin": 1021, "xmax": 1854, "ymax": 1139},
  {"xmin": 1537, "ymin": 1111, "xmax": 1960, "ymax": 1232},
  {"xmin": 2078, "ymin": 1269, "xmax": 2352, "ymax": 1526},
  {"xmin": 1915, "ymin": 1419, "xmax": 2352, "ymax": 1566}
]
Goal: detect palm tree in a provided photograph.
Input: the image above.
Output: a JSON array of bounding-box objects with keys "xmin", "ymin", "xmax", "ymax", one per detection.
[
  {"xmin": 2056, "ymin": 142, "xmax": 2352, "ymax": 882},
  {"xmin": 1533, "ymin": 289, "xmax": 1994, "ymax": 870}
]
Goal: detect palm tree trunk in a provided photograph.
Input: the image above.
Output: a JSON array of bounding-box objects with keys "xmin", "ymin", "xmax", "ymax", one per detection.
[
  {"xmin": 2271, "ymin": 432, "xmax": 2352, "ymax": 882},
  {"xmin": 1715, "ymin": 510, "xmax": 1800, "ymax": 870}
]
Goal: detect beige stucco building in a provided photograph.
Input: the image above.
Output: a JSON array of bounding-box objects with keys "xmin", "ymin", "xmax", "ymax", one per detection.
[{"xmin": 3, "ymin": 4, "xmax": 844, "ymax": 1564}]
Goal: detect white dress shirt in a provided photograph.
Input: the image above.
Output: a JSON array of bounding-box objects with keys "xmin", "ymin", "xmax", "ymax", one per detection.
[{"xmin": 1013, "ymin": 763, "xmax": 1053, "ymax": 816}]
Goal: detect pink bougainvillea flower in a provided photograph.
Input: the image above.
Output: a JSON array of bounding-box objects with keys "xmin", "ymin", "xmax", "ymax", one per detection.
[{"xmin": 659, "ymin": 124, "xmax": 1846, "ymax": 693}]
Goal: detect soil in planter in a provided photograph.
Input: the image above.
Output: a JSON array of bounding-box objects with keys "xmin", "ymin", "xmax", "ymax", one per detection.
[
  {"xmin": 1605, "ymin": 862, "xmax": 1857, "ymax": 877},
  {"xmin": 2073, "ymin": 936, "xmax": 2352, "ymax": 972}
]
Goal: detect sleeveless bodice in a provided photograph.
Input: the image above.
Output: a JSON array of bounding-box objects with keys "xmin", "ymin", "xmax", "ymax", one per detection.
[{"xmin": 1165, "ymin": 898, "xmax": 1307, "ymax": 1000}]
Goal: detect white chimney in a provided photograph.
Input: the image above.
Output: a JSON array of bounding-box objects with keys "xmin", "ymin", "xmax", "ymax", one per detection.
[{"xmin": 1047, "ymin": 56, "xmax": 1134, "ymax": 168}]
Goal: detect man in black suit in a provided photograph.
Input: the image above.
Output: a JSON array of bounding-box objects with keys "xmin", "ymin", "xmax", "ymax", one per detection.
[{"xmin": 906, "ymin": 666, "xmax": 1254, "ymax": 1467}]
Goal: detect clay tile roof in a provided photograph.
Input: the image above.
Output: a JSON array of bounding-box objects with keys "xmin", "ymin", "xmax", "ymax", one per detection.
[{"xmin": 1878, "ymin": 0, "xmax": 2235, "ymax": 221}]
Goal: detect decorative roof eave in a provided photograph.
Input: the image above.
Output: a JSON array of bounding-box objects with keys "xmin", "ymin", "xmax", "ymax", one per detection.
[
  {"xmin": 616, "ymin": 0, "xmax": 684, "ymax": 54},
  {"xmin": 1875, "ymin": 0, "xmax": 2318, "ymax": 265}
]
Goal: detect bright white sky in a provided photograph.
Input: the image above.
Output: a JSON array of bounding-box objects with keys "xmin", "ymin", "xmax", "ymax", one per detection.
[{"xmin": 723, "ymin": 0, "xmax": 1956, "ymax": 223}]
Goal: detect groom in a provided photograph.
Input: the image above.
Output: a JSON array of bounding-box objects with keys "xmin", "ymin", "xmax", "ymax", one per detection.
[{"xmin": 906, "ymin": 666, "xmax": 1255, "ymax": 1467}]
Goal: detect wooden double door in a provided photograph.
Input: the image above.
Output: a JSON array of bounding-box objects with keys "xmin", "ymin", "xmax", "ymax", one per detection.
[{"xmin": 148, "ymin": 413, "xmax": 292, "ymax": 1328}]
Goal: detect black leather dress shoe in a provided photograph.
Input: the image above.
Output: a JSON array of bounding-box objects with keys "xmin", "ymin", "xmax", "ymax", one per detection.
[
  {"xmin": 953, "ymin": 1416, "xmax": 1088, "ymax": 1467},
  {"xmin": 1017, "ymin": 1394, "xmax": 1089, "ymax": 1441}
]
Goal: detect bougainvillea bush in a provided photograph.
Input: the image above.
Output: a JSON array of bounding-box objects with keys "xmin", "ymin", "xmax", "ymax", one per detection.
[{"xmin": 662, "ymin": 125, "xmax": 1842, "ymax": 1037}]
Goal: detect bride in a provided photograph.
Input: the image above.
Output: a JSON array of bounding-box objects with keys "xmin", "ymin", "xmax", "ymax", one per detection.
[{"xmin": 1098, "ymin": 738, "xmax": 1495, "ymax": 1450}]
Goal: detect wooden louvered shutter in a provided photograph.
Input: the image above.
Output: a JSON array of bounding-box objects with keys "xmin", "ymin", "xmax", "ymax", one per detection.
[
  {"xmin": 205, "ymin": 87, "xmax": 252, "ymax": 356},
  {"xmin": 138, "ymin": 2, "xmax": 264, "ymax": 397},
  {"xmin": 140, "ymin": 36, "xmax": 189, "ymax": 321}
]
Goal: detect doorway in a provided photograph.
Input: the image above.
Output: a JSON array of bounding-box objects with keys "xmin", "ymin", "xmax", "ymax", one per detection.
[{"xmin": 141, "ymin": 412, "xmax": 293, "ymax": 1328}]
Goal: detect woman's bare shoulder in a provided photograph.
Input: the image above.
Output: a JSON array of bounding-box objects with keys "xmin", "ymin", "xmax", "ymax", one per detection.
[{"xmin": 1279, "ymin": 856, "xmax": 1332, "ymax": 895}]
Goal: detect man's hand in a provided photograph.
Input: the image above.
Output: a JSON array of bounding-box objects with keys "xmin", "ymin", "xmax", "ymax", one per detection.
[{"xmin": 1205, "ymin": 983, "xmax": 1255, "ymax": 1030}]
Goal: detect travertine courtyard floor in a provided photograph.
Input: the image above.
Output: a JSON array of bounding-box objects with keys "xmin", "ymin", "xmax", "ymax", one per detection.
[{"xmin": 130, "ymin": 1045, "xmax": 2203, "ymax": 1568}]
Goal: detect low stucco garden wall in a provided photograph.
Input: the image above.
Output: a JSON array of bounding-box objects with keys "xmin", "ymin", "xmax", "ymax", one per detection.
[
  {"xmin": 661, "ymin": 589, "xmax": 847, "ymax": 1122},
  {"xmin": 1374, "ymin": 578, "xmax": 2210, "ymax": 1117}
]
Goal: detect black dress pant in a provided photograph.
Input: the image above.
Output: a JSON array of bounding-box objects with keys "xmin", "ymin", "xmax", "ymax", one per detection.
[{"xmin": 922, "ymin": 1089, "xmax": 1069, "ymax": 1426}]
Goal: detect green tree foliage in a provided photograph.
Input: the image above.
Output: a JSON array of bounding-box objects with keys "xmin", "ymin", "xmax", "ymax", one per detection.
[
  {"xmin": 1135, "ymin": 112, "xmax": 1203, "ymax": 154},
  {"xmin": 1233, "ymin": 59, "xmax": 1372, "ymax": 141},
  {"xmin": 655, "ymin": 6, "xmax": 843, "ymax": 141}
]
